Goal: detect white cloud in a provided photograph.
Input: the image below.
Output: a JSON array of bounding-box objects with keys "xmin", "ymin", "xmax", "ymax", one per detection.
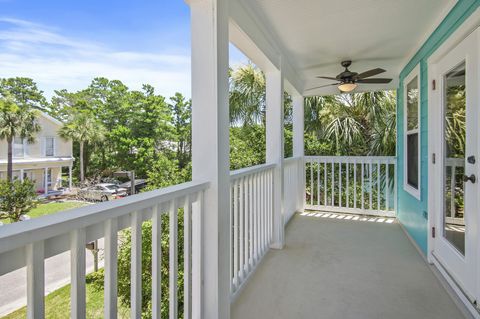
[{"xmin": 0, "ymin": 17, "xmax": 191, "ymax": 99}]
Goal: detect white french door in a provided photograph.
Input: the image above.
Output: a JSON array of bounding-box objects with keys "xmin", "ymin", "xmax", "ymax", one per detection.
[{"xmin": 431, "ymin": 29, "xmax": 479, "ymax": 302}]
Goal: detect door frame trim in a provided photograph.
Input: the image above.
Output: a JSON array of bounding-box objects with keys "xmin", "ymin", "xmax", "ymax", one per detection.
[{"xmin": 427, "ymin": 7, "xmax": 480, "ymax": 312}]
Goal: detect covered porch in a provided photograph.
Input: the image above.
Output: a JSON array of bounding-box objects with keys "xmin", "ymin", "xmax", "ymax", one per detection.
[{"xmin": 1, "ymin": 0, "xmax": 480, "ymax": 318}]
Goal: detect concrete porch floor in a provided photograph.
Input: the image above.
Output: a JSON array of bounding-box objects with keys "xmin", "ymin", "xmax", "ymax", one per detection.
[{"xmin": 232, "ymin": 212, "xmax": 465, "ymax": 319}]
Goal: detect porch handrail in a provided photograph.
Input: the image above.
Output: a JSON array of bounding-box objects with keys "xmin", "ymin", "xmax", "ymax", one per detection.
[
  {"xmin": 304, "ymin": 155, "xmax": 396, "ymax": 217},
  {"xmin": 0, "ymin": 180, "xmax": 208, "ymax": 318},
  {"xmin": 230, "ymin": 162, "xmax": 276, "ymax": 181},
  {"xmin": 229, "ymin": 162, "xmax": 274, "ymax": 300}
]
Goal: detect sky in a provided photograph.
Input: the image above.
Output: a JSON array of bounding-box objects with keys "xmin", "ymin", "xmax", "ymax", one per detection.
[{"xmin": 0, "ymin": 0, "xmax": 248, "ymax": 100}]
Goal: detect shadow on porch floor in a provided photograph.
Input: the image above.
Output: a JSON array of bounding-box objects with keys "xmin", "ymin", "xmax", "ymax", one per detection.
[{"xmin": 232, "ymin": 212, "xmax": 465, "ymax": 319}]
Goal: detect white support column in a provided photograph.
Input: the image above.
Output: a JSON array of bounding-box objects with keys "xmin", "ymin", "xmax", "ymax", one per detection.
[
  {"xmin": 69, "ymin": 165, "xmax": 73, "ymax": 189},
  {"xmin": 188, "ymin": 0, "xmax": 230, "ymax": 318},
  {"xmin": 266, "ymin": 68, "xmax": 285, "ymax": 249},
  {"xmin": 20, "ymin": 169, "xmax": 24, "ymax": 182},
  {"xmin": 44, "ymin": 167, "xmax": 48, "ymax": 195},
  {"xmin": 292, "ymin": 96, "xmax": 304, "ymax": 158},
  {"xmin": 292, "ymin": 95, "xmax": 305, "ymax": 213}
]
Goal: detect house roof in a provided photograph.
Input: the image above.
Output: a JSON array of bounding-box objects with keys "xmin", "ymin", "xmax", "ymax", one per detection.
[{"xmin": 39, "ymin": 111, "xmax": 63, "ymax": 127}]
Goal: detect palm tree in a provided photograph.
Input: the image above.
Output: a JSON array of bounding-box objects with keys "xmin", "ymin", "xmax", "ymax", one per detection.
[
  {"xmin": 0, "ymin": 95, "xmax": 41, "ymax": 181},
  {"xmin": 59, "ymin": 111, "xmax": 106, "ymax": 182},
  {"xmin": 229, "ymin": 64, "xmax": 266, "ymax": 126}
]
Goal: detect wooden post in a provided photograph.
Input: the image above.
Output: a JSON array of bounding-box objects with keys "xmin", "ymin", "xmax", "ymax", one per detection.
[
  {"xmin": 69, "ymin": 165, "xmax": 73, "ymax": 189},
  {"xmin": 266, "ymin": 69, "xmax": 285, "ymax": 249},
  {"xmin": 292, "ymin": 95, "xmax": 304, "ymax": 213},
  {"xmin": 188, "ymin": 0, "xmax": 230, "ymax": 317},
  {"xmin": 44, "ymin": 167, "xmax": 48, "ymax": 195}
]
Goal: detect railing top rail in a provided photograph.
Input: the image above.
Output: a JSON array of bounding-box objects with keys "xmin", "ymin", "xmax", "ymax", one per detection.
[
  {"xmin": 0, "ymin": 180, "xmax": 209, "ymax": 254},
  {"xmin": 230, "ymin": 163, "xmax": 276, "ymax": 181},
  {"xmin": 305, "ymin": 155, "xmax": 396, "ymax": 162}
]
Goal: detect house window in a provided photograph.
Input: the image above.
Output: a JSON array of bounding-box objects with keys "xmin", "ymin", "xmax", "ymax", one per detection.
[
  {"xmin": 13, "ymin": 137, "xmax": 24, "ymax": 158},
  {"xmin": 404, "ymin": 66, "xmax": 420, "ymax": 199},
  {"xmin": 45, "ymin": 137, "xmax": 55, "ymax": 157}
]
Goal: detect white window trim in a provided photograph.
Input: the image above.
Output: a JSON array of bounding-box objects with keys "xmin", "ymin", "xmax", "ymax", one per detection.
[
  {"xmin": 403, "ymin": 64, "xmax": 421, "ymax": 200},
  {"xmin": 45, "ymin": 136, "xmax": 56, "ymax": 157}
]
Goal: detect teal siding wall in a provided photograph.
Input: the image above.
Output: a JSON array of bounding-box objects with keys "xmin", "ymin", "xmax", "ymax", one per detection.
[{"xmin": 397, "ymin": 0, "xmax": 480, "ymax": 255}]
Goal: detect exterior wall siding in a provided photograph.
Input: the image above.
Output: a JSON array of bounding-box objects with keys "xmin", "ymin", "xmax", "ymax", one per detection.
[
  {"xmin": 0, "ymin": 113, "xmax": 72, "ymax": 160},
  {"xmin": 397, "ymin": 0, "xmax": 480, "ymax": 255}
]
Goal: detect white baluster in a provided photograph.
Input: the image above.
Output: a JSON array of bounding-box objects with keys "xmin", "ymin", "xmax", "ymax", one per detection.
[
  {"xmin": 131, "ymin": 211, "xmax": 142, "ymax": 319},
  {"xmin": 346, "ymin": 162, "xmax": 349, "ymax": 208},
  {"xmin": 354, "ymin": 160, "xmax": 357, "ymax": 209},
  {"xmin": 70, "ymin": 228, "xmax": 86, "ymax": 319},
  {"xmin": 152, "ymin": 206, "xmax": 162, "ymax": 319},
  {"xmin": 26, "ymin": 241, "xmax": 44, "ymax": 319},
  {"xmin": 184, "ymin": 199, "xmax": 192, "ymax": 319},
  {"xmin": 361, "ymin": 162, "xmax": 365, "ymax": 211},
  {"xmin": 369, "ymin": 159, "xmax": 373, "ymax": 210},
  {"xmin": 331, "ymin": 160, "xmax": 334, "ymax": 206},
  {"xmin": 104, "ymin": 218, "xmax": 118, "ymax": 319},
  {"xmin": 233, "ymin": 179, "xmax": 239, "ymax": 289},
  {"xmin": 324, "ymin": 160, "xmax": 327, "ymax": 206},
  {"xmin": 169, "ymin": 201, "xmax": 179, "ymax": 319},
  {"xmin": 386, "ymin": 164, "xmax": 390, "ymax": 211},
  {"xmin": 339, "ymin": 161, "xmax": 342, "ymax": 207}
]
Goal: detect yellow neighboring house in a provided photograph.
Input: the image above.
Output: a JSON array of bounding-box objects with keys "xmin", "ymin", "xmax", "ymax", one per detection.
[{"xmin": 0, "ymin": 112, "xmax": 74, "ymax": 195}]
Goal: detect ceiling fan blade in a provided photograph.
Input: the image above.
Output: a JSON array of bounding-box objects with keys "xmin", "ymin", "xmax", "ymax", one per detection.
[
  {"xmin": 316, "ymin": 76, "xmax": 339, "ymax": 81},
  {"xmin": 355, "ymin": 68, "xmax": 386, "ymax": 79},
  {"xmin": 304, "ymin": 83, "xmax": 340, "ymax": 91},
  {"xmin": 356, "ymin": 78, "xmax": 392, "ymax": 84}
]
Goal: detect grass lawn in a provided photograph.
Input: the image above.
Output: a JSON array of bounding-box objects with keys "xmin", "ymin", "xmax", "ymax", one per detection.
[
  {"xmin": 27, "ymin": 201, "xmax": 88, "ymax": 219},
  {"xmin": 1, "ymin": 201, "xmax": 89, "ymax": 224},
  {"xmin": 2, "ymin": 272, "xmax": 129, "ymax": 319}
]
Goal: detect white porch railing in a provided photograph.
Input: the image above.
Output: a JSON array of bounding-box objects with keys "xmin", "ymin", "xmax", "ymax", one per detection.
[
  {"xmin": 0, "ymin": 181, "xmax": 208, "ymax": 319},
  {"xmin": 229, "ymin": 163, "xmax": 274, "ymax": 299},
  {"xmin": 284, "ymin": 156, "xmax": 304, "ymax": 224},
  {"xmin": 305, "ymin": 156, "xmax": 396, "ymax": 217}
]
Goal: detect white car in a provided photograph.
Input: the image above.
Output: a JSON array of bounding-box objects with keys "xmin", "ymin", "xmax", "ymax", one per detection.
[{"xmin": 78, "ymin": 183, "xmax": 128, "ymax": 202}]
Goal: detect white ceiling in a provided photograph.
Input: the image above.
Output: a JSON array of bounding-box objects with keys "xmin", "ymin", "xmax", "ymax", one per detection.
[{"xmin": 241, "ymin": 0, "xmax": 456, "ymax": 95}]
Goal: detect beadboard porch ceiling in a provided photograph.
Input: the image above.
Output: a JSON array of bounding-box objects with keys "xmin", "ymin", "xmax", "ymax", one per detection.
[{"xmin": 233, "ymin": 0, "xmax": 456, "ymax": 96}]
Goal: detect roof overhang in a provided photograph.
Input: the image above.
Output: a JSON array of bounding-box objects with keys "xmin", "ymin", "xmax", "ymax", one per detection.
[{"xmin": 0, "ymin": 157, "xmax": 74, "ymax": 166}]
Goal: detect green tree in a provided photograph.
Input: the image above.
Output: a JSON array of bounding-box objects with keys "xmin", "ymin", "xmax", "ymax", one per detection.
[
  {"xmin": 169, "ymin": 93, "xmax": 192, "ymax": 169},
  {"xmin": 59, "ymin": 110, "xmax": 106, "ymax": 182},
  {"xmin": 0, "ymin": 77, "xmax": 48, "ymax": 112},
  {"xmin": 303, "ymin": 91, "xmax": 396, "ymax": 156},
  {"xmin": 0, "ymin": 95, "xmax": 41, "ymax": 181},
  {"xmin": 0, "ymin": 179, "xmax": 38, "ymax": 223}
]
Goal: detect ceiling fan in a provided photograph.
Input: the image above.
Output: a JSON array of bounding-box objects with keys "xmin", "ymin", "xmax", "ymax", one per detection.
[{"xmin": 307, "ymin": 60, "xmax": 392, "ymax": 93}]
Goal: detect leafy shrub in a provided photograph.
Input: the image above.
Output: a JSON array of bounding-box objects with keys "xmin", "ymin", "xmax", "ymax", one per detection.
[{"xmin": 0, "ymin": 178, "xmax": 38, "ymax": 222}]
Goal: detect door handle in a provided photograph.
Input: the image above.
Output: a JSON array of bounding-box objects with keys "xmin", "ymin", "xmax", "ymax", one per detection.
[{"xmin": 463, "ymin": 174, "xmax": 476, "ymax": 184}]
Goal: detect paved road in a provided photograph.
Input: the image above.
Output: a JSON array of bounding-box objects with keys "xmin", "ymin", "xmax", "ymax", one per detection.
[{"xmin": 0, "ymin": 239, "xmax": 104, "ymax": 316}]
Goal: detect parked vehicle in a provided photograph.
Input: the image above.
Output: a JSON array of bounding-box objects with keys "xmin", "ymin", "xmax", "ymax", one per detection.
[
  {"xmin": 119, "ymin": 179, "xmax": 148, "ymax": 195},
  {"xmin": 77, "ymin": 183, "xmax": 127, "ymax": 202}
]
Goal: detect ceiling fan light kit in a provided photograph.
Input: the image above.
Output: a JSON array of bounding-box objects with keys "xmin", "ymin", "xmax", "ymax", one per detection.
[
  {"xmin": 338, "ymin": 82, "xmax": 357, "ymax": 92},
  {"xmin": 306, "ymin": 60, "xmax": 393, "ymax": 93}
]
